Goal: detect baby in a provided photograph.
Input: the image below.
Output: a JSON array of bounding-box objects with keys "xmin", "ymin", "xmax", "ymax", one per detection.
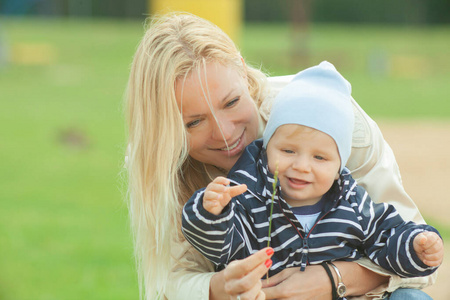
[{"xmin": 182, "ymin": 62, "xmax": 443, "ymax": 288}]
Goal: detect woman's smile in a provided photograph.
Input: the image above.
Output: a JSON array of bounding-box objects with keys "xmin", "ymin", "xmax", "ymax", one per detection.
[
  {"xmin": 219, "ymin": 136, "xmax": 241, "ymax": 151},
  {"xmin": 214, "ymin": 131, "xmax": 246, "ymax": 155}
]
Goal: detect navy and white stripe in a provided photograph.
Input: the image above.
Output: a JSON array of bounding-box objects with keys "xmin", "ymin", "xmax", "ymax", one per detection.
[{"xmin": 181, "ymin": 139, "xmax": 440, "ymax": 277}]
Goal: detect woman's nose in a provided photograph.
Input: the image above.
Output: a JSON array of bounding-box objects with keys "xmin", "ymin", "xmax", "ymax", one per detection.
[{"xmin": 211, "ymin": 116, "xmax": 234, "ymax": 141}]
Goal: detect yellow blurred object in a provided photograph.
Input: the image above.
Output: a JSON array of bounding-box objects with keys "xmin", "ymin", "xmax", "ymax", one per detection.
[
  {"xmin": 11, "ymin": 43, "xmax": 56, "ymax": 65},
  {"xmin": 150, "ymin": 0, "xmax": 242, "ymax": 42},
  {"xmin": 390, "ymin": 55, "xmax": 430, "ymax": 79}
]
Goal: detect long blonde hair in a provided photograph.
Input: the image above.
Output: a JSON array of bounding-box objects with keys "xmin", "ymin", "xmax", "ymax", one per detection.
[{"xmin": 125, "ymin": 12, "xmax": 267, "ymax": 299}]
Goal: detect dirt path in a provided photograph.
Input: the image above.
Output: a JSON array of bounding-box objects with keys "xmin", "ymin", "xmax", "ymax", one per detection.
[{"xmin": 378, "ymin": 120, "xmax": 450, "ymax": 300}]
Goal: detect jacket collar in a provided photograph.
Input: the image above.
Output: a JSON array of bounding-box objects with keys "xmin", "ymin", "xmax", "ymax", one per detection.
[{"xmin": 228, "ymin": 139, "xmax": 279, "ymax": 201}]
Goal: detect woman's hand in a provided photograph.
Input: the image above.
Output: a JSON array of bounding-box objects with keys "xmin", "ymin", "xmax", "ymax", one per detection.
[
  {"xmin": 210, "ymin": 247, "xmax": 274, "ymax": 300},
  {"xmin": 262, "ymin": 265, "xmax": 331, "ymax": 300},
  {"xmin": 262, "ymin": 261, "xmax": 389, "ymax": 299}
]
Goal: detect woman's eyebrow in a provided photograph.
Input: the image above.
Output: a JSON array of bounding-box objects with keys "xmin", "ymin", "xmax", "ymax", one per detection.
[
  {"xmin": 184, "ymin": 89, "xmax": 238, "ymax": 119},
  {"xmin": 220, "ymin": 87, "xmax": 241, "ymax": 104},
  {"xmin": 184, "ymin": 112, "xmax": 203, "ymax": 120},
  {"xmin": 220, "ymin": 90, "xmax": 234, "ymax": 104}
]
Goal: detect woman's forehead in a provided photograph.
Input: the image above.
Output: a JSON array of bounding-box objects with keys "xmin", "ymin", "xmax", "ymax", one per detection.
[{"xmin": 175, "ymin": 62, "xmax": 245, "ymax": 112}]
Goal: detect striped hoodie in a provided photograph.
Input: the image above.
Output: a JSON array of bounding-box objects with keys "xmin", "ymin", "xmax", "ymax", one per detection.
[{"xmin": 181, "ymin": 139, "xmax": 440, "ymax": 278}]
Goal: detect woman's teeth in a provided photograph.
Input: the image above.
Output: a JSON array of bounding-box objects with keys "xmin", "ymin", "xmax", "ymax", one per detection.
[{"xmin": 221, "ymin": 138, "xmax": 240, "ymax": 151}]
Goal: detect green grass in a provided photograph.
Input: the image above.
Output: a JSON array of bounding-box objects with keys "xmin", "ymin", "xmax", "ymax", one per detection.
[
  {"xmin": 0, "ymin": 18, "xmax": 141, "ymax": 300},
  {"xmin": 0, "ymin": 17, "xmax": 449, "ymax": 299}
]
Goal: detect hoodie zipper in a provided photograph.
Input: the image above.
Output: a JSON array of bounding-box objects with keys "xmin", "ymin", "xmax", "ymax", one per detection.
[{"xmin": 278, "ymin": 200, "xmax": 335, "ymax": 271}]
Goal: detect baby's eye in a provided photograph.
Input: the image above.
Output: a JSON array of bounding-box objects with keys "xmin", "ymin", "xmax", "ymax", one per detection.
[
  {"xmin": 186, "ymin": 119, "xmax": 201, "ymax": 129},
  {"xmin": 314, "ymin": 155, "xmax": 325, "ymax": 160},
  {"xmin": 283, "ymin": 149, "xmax": 294, "ymax": 154}
]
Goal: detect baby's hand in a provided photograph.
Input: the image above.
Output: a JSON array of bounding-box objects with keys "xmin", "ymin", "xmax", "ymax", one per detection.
[
  {"xmin": 203, "ymin": 176, "xmax": 247, "ymax": 215},
  {"xmin": 413, "ymin": 231, "xmax": 444, "ymax": 267}
]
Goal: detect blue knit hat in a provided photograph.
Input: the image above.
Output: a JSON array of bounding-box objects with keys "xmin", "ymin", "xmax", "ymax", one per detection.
[{"xmin": 263, "ymin": 61, "xmax": 354, "ymax": 173}]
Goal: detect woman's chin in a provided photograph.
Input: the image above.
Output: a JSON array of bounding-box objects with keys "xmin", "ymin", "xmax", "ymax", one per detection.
[{"xmin": 214, "ymin": 156, "xmax": 240, "ymax": 172}]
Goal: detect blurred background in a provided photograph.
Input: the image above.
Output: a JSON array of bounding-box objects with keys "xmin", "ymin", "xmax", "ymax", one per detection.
[{"xmin": 0, "ymin": 0, "xmax": 449, "ymax": 299}]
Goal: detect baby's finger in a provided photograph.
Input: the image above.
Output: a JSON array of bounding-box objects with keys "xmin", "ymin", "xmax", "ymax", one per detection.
[
  {"xmin": 421, "ymin": 232, "xmax": 442, "ymax": 250},
  {"xmin": 206, "ymin": 182, "xmax": 229, "ymax": 194},
  {"xmin": 417, "ymin": 233, "xmax": 427, "ymax": 246},
  {"xmin": 204, "ymin": 190, "xmax": 222, "ymax": 202},
  {"xmin": 212, "ymin": 176, "xmax": 230, "ymax": 185},
  {"xmin": 228, "ymin": 184, "xmax": 248, "ymax": 198},
  {"xmin": 413, "ymin": 233, "xmax": 428, "ymax": 253},
  {"xmin": 422, "ymin": 252, "xmax": 444, "ymax": 266},
  {"xmin": 422, "ymin": 254, "xmax": 444, "ymax": 267}
]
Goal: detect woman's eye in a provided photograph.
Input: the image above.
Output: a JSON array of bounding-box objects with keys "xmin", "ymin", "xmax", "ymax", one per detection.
[
  {"xmin": 186, "ymin": 119, "xmax": 200, "ymax": 129},
  {"xmin": 225, "ymin": 97, "xmax": 240, "ymax": 108}
]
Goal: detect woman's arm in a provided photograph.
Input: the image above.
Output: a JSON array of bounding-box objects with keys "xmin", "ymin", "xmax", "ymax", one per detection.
[
  {"xmin": 333, "ymin": 261, "xmax": 389, "ymax": 296},
  {"xmin": 348, "ymin": 97, "xmax": 437, "ymax": 293},
  {"xmin": 165, "ymin": 239, "xmax": 216, "ymax": 300},
  {"xmin": 347, "ymin": 96, "xmax": 426, "ymax": 224},
  {"xmin": 262, "ymin": 262, "xmax": 388, "ymax": 299}
]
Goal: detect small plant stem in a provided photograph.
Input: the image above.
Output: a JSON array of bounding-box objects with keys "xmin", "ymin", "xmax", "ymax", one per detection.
[{"xmin": 266, "ymin": 164, "xmax": 278, "ymax": 283}]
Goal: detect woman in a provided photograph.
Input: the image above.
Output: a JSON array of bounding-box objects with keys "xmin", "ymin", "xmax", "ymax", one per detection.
[{"xmin": 125, "ymin": 12, "xmax": 435, "ymax": 300}]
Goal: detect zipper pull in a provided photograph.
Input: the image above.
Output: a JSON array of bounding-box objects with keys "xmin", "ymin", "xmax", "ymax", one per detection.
[{"xmin": 300, "ymin": 238, "xmax": 308, "ymax": 271}]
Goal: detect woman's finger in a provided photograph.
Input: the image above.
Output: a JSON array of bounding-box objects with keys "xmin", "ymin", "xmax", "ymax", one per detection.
[
  {"xmin": 224, "ymin": 247, "xmax": 274, "ymax": 280},
  {"xmin": 256, "ymin": 291, "xmax": 266, "ymax": 300},
  {"xmin": 232, "ymin": 278, "xmax": 262, "ymax": 300},
  {"xmin": 225, "ymin": 262, "xmax": 269, "ymax": 299},
  {"xmin": 261, "ymin": 266, "xmax": 298, "ymax": 288},
  {"xmin": 223, "ymin": 248, "xmax": 273, "ymax": 298}
]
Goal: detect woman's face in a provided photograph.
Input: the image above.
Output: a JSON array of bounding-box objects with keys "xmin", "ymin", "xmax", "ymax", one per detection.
[{"xmin": 175, "ymin": 62, "xmax": 260, "ymax": 171}]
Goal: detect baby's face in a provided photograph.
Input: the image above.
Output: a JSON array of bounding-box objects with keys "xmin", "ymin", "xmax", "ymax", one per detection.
[{"xmin": 266, "ymin": 124, "xmax": 340, "ymax": 207}]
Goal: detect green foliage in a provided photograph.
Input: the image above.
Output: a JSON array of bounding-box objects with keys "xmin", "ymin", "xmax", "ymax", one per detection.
[
  {"xmin": 244, "ymin": 0, "xmax": 450, "ymax": 24},
  {"xmin": 0, "ymin": 18, "xmax": 448, "ymax": 299},
  {"xmin": 240, "ymin": 23, "xmax": 450, "ymax": 119}
]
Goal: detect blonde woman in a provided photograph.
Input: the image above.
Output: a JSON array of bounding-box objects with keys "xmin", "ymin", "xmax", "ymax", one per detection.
[{"xmin": 125, "ymin": 12, "xmax": 435, "ymax": 300}]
